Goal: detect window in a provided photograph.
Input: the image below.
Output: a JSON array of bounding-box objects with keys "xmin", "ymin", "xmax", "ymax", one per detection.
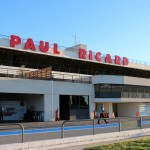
[
  {"xmin": 99, "ymin": 84, "xmax": 111, "ymax": 98},
  {"xmin": 95, "ymin": 84, "xmax": 150, "ymax": 99},
  {"xmin": 94, "ymin": 84, "xmax": 100, "ymax": 92},
  {"xmin": 143, "ymin": 87, "xmax": 150, "ymax": 98},
  {"xmin": 70, "ymin": 96, "xmax": 80, "ymax": 109},
  {"xmin": 137, "ymin": 86, "xmax": 144, "ymax": 98},
  {"xmin": 80, "ymin": 96, "xmax": 88, "ymax": 109},
  {"xmin": 70, "ymin": 96, "xmax": 89, "ymax": 109},
  {"xmin": 129, "ymin": 86, "xmax": 137, "ymax": 98},
  {"xmin": 121, "ymin": 85, "xmax": 129, "ymax": 98},
  {"xmin": 111, "ymin": 85, "xmax": 122, "ymax": 98}
]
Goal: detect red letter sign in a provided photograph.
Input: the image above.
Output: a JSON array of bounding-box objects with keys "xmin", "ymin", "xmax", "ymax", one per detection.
[
  {"xmin": 95, "ymin": 52, "xmax": 101, "ymax": 62},
  {"xmin": 123, "ymin": 57, "xmax": 129, "ymax": 65},
  {"xmin": 115, "ymin": 55, "xmax": 121, "ymax": 65},
  {"xmin": 79, "ymin": 48, "xmax": 86, "ymax": 59},
  {"xmin": 89, "ymin": 50, "xmax": 93, "ymax": 60},
  {"xmin": 53, "ymin": 43, "xmax": 60, "ymax": 54},
  {"xmin": 10, "ymin": 35, "xmax": 21, "ymax": 47},
  {"xmin": 105, "ymin": 54, "xmax": 112, "ymax": 63},
  {"xmin": 39, "ymin": 41, "xmax": 49, "ymax": 53},
  {"xmin": 24, "ymin": 38, "xmax": 36, "ymax": 51}
]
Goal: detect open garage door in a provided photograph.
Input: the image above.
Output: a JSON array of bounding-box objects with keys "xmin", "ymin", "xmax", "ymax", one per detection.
[
  {"xmin": 0, "ymin": 93, "xmax": 44, "ymax": 122},
  {"xmin": 59, "ymin": 95, "xmax": 89, "ymax": 120}
]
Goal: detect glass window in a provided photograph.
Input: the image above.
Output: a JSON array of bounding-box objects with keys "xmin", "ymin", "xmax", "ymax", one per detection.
[
  {"xmin": 121, "ymin": 85, "xmax": 129, "ymax": 98},
  {"xmin": 70, "ymin": 96, "xmax": 89, "ymax": 109},
  {"xmin": 111, "ymin": 85, "xmax": 122, "ymax": 92},
  {"xmin": 94, "ymin": 84, "xmax": 150, "ymax": 99},
  {"xmin": 137, "ymin": 86, "xmax": 144, "ymax": 98},
  {"xmin": 94, "ymin": 84, "xmax": 100, "ymax": 92},
  {"xmin": 143, "ymin": 87, "xmax": 150, "ymax": 98},
  {"xmin": 70, "ymin": 96, "xmax": 80, "ymax": 109},
  {"xmin": 80, "ymin": 96, "xmax": 89, "ymax": 109},
  {"xmin": 129, "ymin": 86, "xmax": 137, "ymax": 98},
  {"xmin": 99, "ymin": 84, "xmax": 111, "ymax": 98},
  {"xmin": 100, "ymin": 84, "xmax": 111, "ymax": 92},
  {"xmin": 111, "ymin": 85, "xmax": 122, "ymax": 98},
  {"xmin": 122, "ymin": 85, "xmax": 129, "ymax": 92}
]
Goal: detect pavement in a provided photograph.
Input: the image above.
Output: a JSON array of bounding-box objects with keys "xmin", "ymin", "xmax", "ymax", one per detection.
[{"xmin": 54, "ymin": 136, "xmax": 150, "ymax": 150}]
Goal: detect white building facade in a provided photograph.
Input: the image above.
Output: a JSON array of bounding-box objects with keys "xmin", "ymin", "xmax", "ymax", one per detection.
[{"xmin": 0, "ymin": 34, "xmax": 150, "ymax": 122}]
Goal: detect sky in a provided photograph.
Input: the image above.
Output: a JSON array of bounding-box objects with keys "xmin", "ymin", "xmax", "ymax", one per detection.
[{"xmin": 0, "ymin": 0, "xmax": 150, "ymax": 63}]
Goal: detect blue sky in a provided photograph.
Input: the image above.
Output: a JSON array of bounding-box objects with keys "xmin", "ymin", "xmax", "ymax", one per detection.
[{"xmin": 1, "ymin": 0, "xmax": 150, "ymax": 62}]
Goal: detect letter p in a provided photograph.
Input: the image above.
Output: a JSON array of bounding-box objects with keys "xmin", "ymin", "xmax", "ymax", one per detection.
[{"xmin": 10, "ymin": 35, "xmax": 21, "ymax": 47}]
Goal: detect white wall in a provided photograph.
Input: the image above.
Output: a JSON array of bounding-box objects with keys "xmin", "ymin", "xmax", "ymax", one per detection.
[
  {"xmin": 44, "ymin": 94, "xmax": 51, "ymax": 121},
  {"xmin": 0, "ymin": 77, "xmax": 95, "ymax": 121},
  {"xmin": 92, "ymin": 75, "xmax": 150, "ymax": 87},
  {"xmin": 117, "ymin": 103, "xmax": 140, "ymax": 117},
  {"xmin": 0, "ymin": 78, "xmax": 51, "ymax": 94},
  {"xmin": 26, "ymin": 95, "xmax": 44, "ymax": 111}
]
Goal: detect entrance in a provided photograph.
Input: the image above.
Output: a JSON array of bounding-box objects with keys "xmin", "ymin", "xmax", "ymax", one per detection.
[
  {"xmin": 59, "ymin": 95, "xmax": 89, "ymax": 120},
  {"xmin": 59, "ymin": 95, "xmax": 70, "ymax": 120},
  {"xmin": 113, "ymin": 103, "xmax": 118, "ymax": 117},
  {"xmin": 0, "ymin": 93, "xmax": 44, "ymax": 122}
]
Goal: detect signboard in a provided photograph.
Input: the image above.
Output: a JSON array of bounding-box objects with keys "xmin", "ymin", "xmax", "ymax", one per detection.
[
  {"xmin": 0, "ymin": 34, "xmax": 129, "ymax": 66},
  {"xmin": 0, "ymin": 101, "xmax": 26, "ymax": 120}
]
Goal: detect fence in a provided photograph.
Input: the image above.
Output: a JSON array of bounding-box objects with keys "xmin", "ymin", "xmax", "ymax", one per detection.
[
  {"xmin": 0, "ymin": 67, "xmax": 92, "ymax": 83},
  {"xmin": 61, "ymin": 117, "xmax": 142, "ymax": 138},
  {"xmin": 0, "ymin": 123, "xmax": 24, "ymax": 143},
  {"xmin": 0, "ymin": 116, "xmax": 147, "ymax": 144}
]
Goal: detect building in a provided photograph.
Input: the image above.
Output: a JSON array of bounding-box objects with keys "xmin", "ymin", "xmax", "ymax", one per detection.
[{"xmin": 0, "ymin": 34, "xmax": 150, "ymax": 122}]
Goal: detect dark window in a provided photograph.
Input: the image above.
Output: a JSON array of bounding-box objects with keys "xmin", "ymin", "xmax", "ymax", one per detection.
[
  {"xmin": 95, "ymin": 84, "xmax": 100, "ymax": 92},
  {"xmin": 111, "ymin": 85, "xmax": 122, "ymax": 98},
  {"xmin": 95, "ymin": 84, "xmax": 150, "ymax": 99},
  {"xmin": 137, "ymin": 86, "xmax": 144, "ymax": 98},
  {"xmin": 143, "ymin": 87, "xmax": 150, "ymax": 98},
  {"xmin": 99, "ymin": 84, "xmax": 111, "ymax": 98},
  {"xmin": 70, "ymin": 96, "xmax": 89, "ymax": 109},
  {"xmin": 129, "ymin": 86, "xmax": 137, "ymax": 98},
  {"xmin": 80, "ymin": 96, "xmax": 88, "ymax": 109},
  {"xmin": 121, "ymin": 85, "xmax": 129, "ymax": 98},
  {"xmin": 100, "ymin": 84, "xmax": 111, "ymax": 92},
  {"xmin": 70, "ymin": 96, "xmax": 80, "ymax": 109}
]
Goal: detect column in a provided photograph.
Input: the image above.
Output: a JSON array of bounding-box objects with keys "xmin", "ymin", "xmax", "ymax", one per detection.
[
  {"xmin": 44, "ymin": 94, "xmax": 51, "ymax": 121},
  {"xmin": 108, "ymin": 103, "xmax": 113, "ymax": 118}
]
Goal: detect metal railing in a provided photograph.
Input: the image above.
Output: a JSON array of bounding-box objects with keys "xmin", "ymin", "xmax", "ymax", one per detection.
[
  {"xmin": 0, "ymin": 67, "xmax": 92, "ymax": 83},
  {"xmin": 0, "ymin": 123, "xmax": 24, "ymax": 143},
  {"xmin": 0, "ymin": 116, "xmax": 148, "ymax": 145},
  {"xmin": 61, "ymin": 119, "xmax": 95, "ymax": 138},
  {"xmin": 60, "ymin": 117, "xmax": 143, "ymax": 138}
]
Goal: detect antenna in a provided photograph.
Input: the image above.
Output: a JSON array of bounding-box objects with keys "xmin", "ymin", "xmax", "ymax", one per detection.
[{"xmin": 72, "ymin": 34, "xmax": 77, "ymax": 45}]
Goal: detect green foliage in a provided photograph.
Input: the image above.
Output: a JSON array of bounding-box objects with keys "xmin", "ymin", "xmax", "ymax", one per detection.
[{"xmin": 84, "ymin": 137, "xmax": 150, "ymax": 150}]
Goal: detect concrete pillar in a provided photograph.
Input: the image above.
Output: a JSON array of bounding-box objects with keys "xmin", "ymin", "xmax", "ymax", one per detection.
[
  {"xmin": 108, "ymin": 103, "xmax": 113, "ymax": 118},
  {"xmin": 89, "ymin": 95, "xmax": 95, "ymax": 119},
  {"xmin": 44, "ymin": 94, "xmax": 51, "ymax": 121}
]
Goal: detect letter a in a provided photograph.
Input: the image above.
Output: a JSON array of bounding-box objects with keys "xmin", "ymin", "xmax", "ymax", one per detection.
[{"xmin": 24, "ymin": 38, "xmax": 36, "ymax": 51}]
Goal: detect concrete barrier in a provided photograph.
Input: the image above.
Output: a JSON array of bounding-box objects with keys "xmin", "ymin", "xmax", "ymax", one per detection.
[{"xmin": 1, "ymin": 128, "xmax": 150, "ymax": 150}]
